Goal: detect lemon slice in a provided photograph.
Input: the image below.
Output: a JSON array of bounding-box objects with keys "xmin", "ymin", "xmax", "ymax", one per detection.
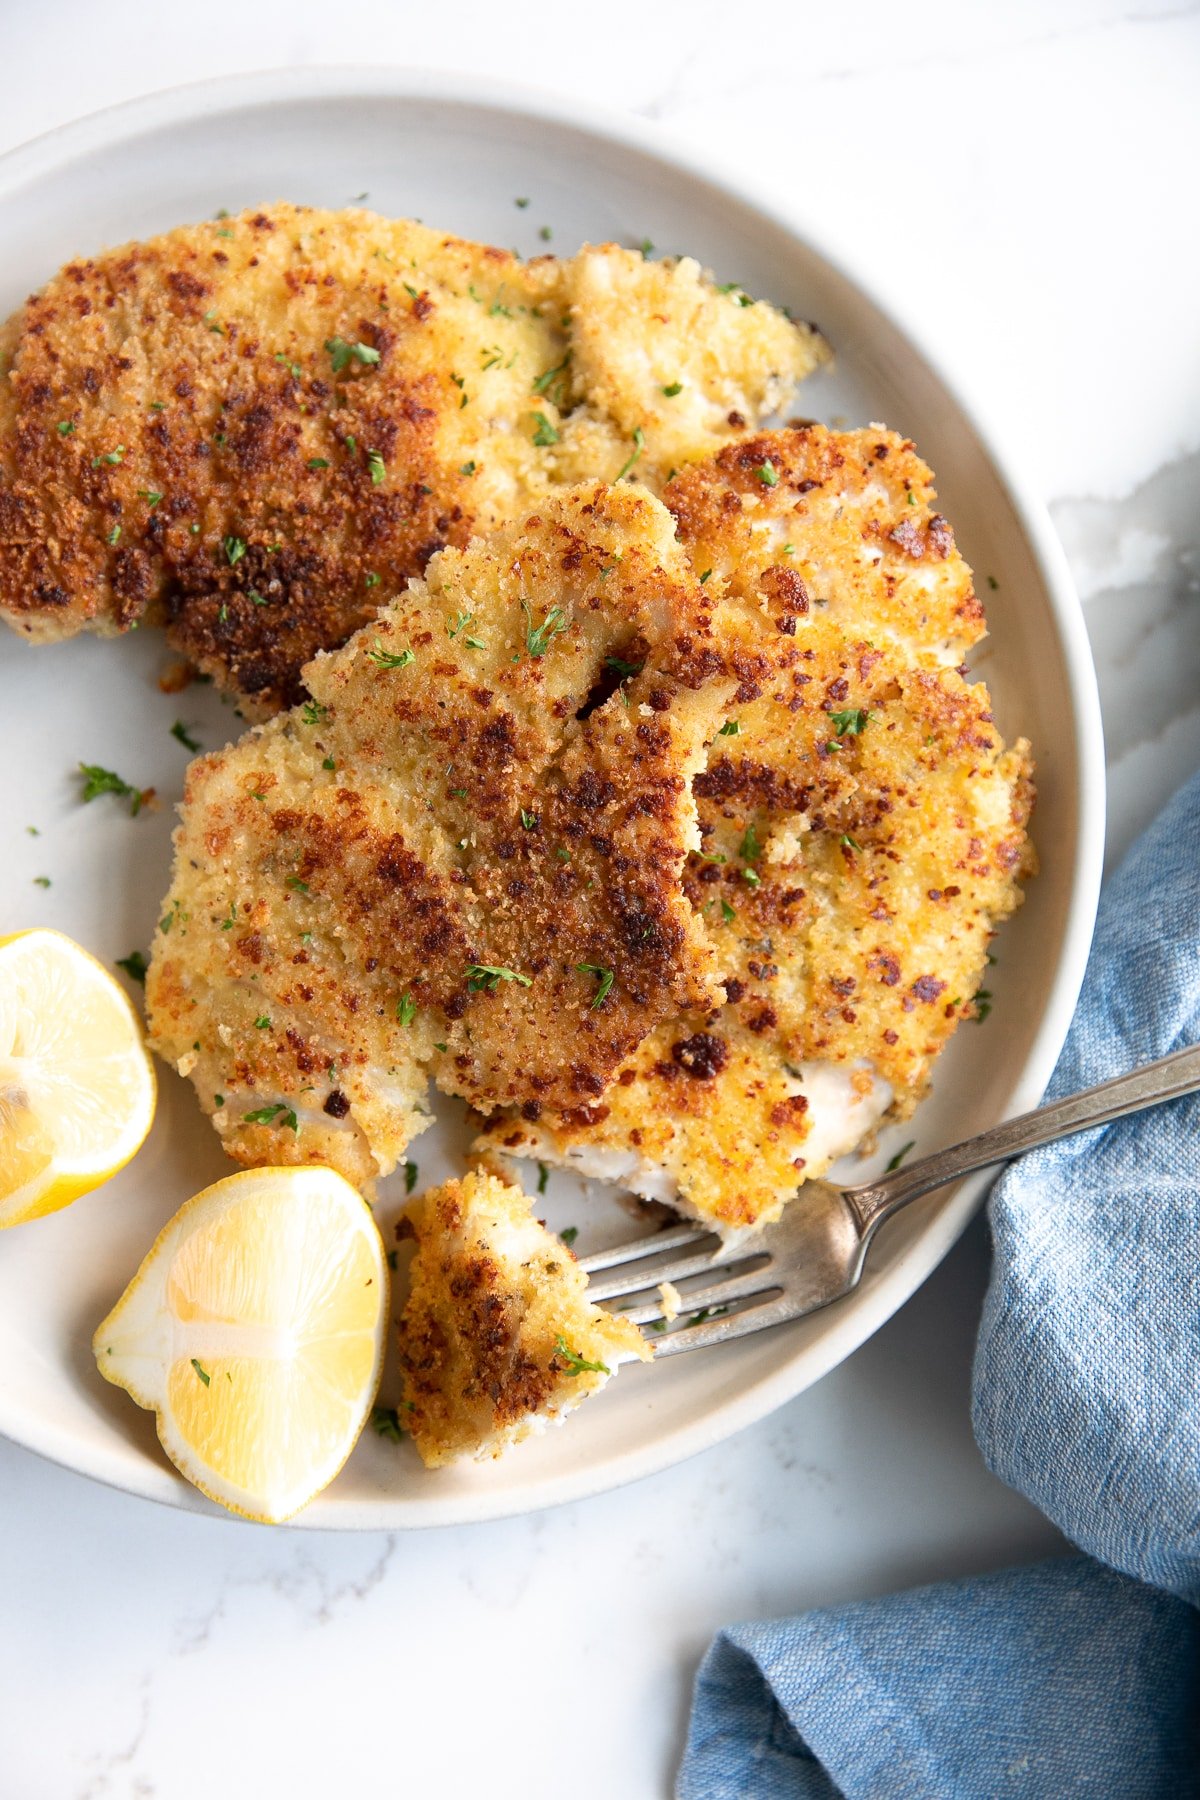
[
  {"xmin": 0, "ymin": 928, "xmax": 156, "ymax": 1229},
  {"xmin": 94, "ymin": 1166, "xmax": 389, "ymax": 1522}
]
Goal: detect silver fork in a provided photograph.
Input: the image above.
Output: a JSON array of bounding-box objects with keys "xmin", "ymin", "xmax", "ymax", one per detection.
[{"xmin": 578, "ymin": 1043, "xmax": 1200, "ymax": 1356}]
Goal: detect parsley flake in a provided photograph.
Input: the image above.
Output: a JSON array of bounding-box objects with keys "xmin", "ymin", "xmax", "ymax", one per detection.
[
  {"xmin": 396, "ymin": 993, "xmax": 417, "ymax": 1027},
  {"xmin": 718, "ymin": 719, "xmax": 741, "ymax": 736},
  {"xmin": 884, "ymin": 1141, "xmax": 916, "ymax": 1172},
  {"xmin": 92, "ymin": 446, "xmax": 125, "ymax": 467},
  {"xmin": 243, "ymin": 1103, "xmax": 299, "ymax": 1132},
  {"xmin": 661, "ymin": 381, "xmax": 683, "ymax": 397},
  {"xmin": 404, "ymin": 1159, "xmax": 419, "ymax": 1195},
  {"xmin": 324, "ymin": 336, "xmax": 381, "ymax": 374},
  {"xmin": 531, "ymin": 411, "xmax": 560, "ymax": 447},
  {"xmin": 560, "ymin": 1225, "xmax": 578, "ymax": 1248},
  {"xmin": 56, "ymin": 420, "xmax": 76, "ymax": 436},
  {"xmin": 77, "ymin": 763, "xmax": 148, "ymax": 816},
  {"xmin": 614, "ymin": 426, "xmax": 645, "ymax": 483},
  {"xmin": 466, "ymin": 963, "xmax": 532, "ymax": 993},
  {"xmin": 116, "ymin": 951, "xmax": 148, "ymax": 983},
  {"xmin": 367, "ymin": 449, "xmax": 386, "ymax": 485},
  {"xmin": 576, "ymin": 963, "xmax": 615, "ymax": 1009},
  {"xmin": 829, "ymin": 708, "xmax": 872, "ymax": 738},
  {"xmin": 757, "ymin": 461, "xmax": 779, "ymax": 487},
  {"xmin": 367, "ymin": 640, "xmax": 414, "ymax": 669},
  {"xmin": 553, "ymin": 1336, "xmax": 609, "ymax": 1377},
  {"xmin": 223, "ymin": 535, "xmax": 246, "ymax": 567},
  {"xmin": 371, "ymin": 1405, "xmax": 406, "ymax": 1442},
  {"xmin": 191, "ymin": 1359, "xmax": 211, "ymax": 1387},
  {"xmin": 522, "ymin": 598, "xmax": 568, "ymax": 657},
  {"xmin": 170, "ymin": 721, "xmax": 201, "ymax": 752}
]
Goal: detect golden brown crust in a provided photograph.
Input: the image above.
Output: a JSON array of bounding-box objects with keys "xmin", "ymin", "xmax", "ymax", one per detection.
[
  {"xmin": 145, "ymin": 484, "xmax": 739, "ymax": 1181},
  {"xmin": 479, "ymin": 431, "xmax": 1035, "ymax": 1233},
  {"xmin": 0, "ymin": 206, "xmax": 825, "ymax": 712},
  {"xmin": 397, "ymin": 1171, "xmax": 649, "ymax": 1466},
  {"xmin": 665, "ymin": 424, "xmax": 986, "ymax": 665}
]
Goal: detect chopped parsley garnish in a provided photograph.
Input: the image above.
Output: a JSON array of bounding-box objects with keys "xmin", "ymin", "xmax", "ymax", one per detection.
[
  {"xmin": 219, "ymin": 901, "xmax": 238, "ymax": 930},
  {"xmin": 366, "ymin": 449, "xmax": 386, "ymax": 485},
  {"xmin": 537, "ymin": 1163, "xmax": 550, "ymax": 1195},
  {"xmin": 576, "ymin": 963, "xmax": 615, "ymax": 1009},
  {"xmin": 987, "ymin": 575, "xmax": 999, "ymax": 591},
  {"xmin": 364, "ymin": 571, "xmax": 379, "ymax": 587},
  {"xmin": 465, "ymin": 963, "xmax": 532, "ymax": 993},
  {"xmin": 138, "ymin": 489, "xmax": 163, "ymax": 508},
  {"xmin": 170, "ymin": 720, "xmax": 201, "ymax": 751},
  {"xmin": 404, "ymin": 1160, "xmax": 419, "ymax": 1194},
  {"xmin": 253, "ymin": 1015, "xmax": 271, "ymax": 1029},
  {"xmin": 661, "ymin": 381, "xmax": 683, "ymax": 397},
  {"xmin": 301, "ymin": 700, "xmax": 328, "ymax": 724},
  {"xmin": 460, "ymin": 460, "xmax": 477, "ymax": 476},
  {"xmin": 106, "ymin": 526, "xmax": 122, "ymax": 546},
  {"xmin": 396, "ymin": 993, "xmax": 417, "ymax": 1027},
  {"xmin": 367, "ymin": 640, "xmax": 414, "ymax": 668},
  {"xmin": 718, "ymin": 719, "xmax": 741, "ymax": 736},
  {"xmin": 828, "ymin": 708, "xmax": 872, "ymax": 738},
  {"xmin": 223, "ymin": 535, "xmax": 246, "ymax": 566},
  {"xmin": 325, "ymin": 336, "xmax": 381, "ymax": 373},
  {"xmin": 56, "ymin": 420, "xmax": 76, "ymax": 436},
  {"xmin": 539, "ymin": 225, "xmax": 552, "ymax": 241},
  {"xmin": 78, "ymin": 763, "xmax": 148, "ymax": 816},
  {"xmin": 604, "ymin": 655, "xmax": 643, "ymax": 679},
  {"xmin": 757, "ymin": 461, "xmax": 779, "ymax": 487},
  {"xmin": 243, "ymin": 1103, "xmax": 299, "ymax": 1132},
  {"xmin": 515, "ymin": 196, "xmax": 530, "ymax": 208},
  {"xmin": 739, "ymin": 822, "xmax": 761, "ymax": 863},
  {"xmin": 307, "ymin": 456, "xmax": 330, "ymax": 470},
  {"xmin": 370, "ymin": 1405, "xmax": 406, "ymax": 1442},
  {"xmin": 973, "ymin": 989, "xmax": 993, "ymax": 1024},
  {"xmin": 521, "ymin": 809, "xmax": 538, "ymax": 830},
  {"xmin": 522, "ymin": 598, "xmax": 567, "ymax": 657},
  {"xmin": 285, "ymin": 876, "xmax": 309, "ymax": 893},
  {"xmin": 699, "ymin": 569, "xmax": 713, "ymax": 584},
  {"xmin": 446, "ymin": 611, "xmax": 474, "ymax": 639},
  {"xmin": 560, "ymin": 1225, "xmax": 578, "ymax": 1248},
  {"xmin": 614, "ymin": 426, "xmax": 645, "ymax": 483},
  {"xmin": 532, "ymin": 355, "xmax": 570, "ymax": 402},
  {"xmin": 190, "ymin": 1359, "xmax": 211, "ymax": 1387},
  {"xmin": 322, "ymin": 755, "xmax": 336, "ymax": 771},
  {"xmin": 274, "ymin": 353, "xmax": 303, "ymax": 378},
  {"xmin": 720, "ymin": 898, "xmax": 736, "ymax": 924},
  {"xmin": 32, "ymin": 876, "xmax": 51, "ymax": 888},
  {"xmin": 531, "ymin": 411, "xmax": 560, "ymax": 446},
  {"xmin": 840, "ymin": 834, "xmax": 864, "ymax": 853},
  {"xmin": 116, "ymin": 951, "xmax": 148, "ymax": 983},
  {"xmin": 92, "ymin": 446, "xmax": 125, "ymax": 467},
  {"xmin": 884, "ymin": 1141, "xmax": 916, "ymax": 1172},
  {"xmin": 204, "ymin": 310, "xmax": 223, "ymax": 333},
  {"xmin": 553, "ymin": 1336, "xmax": 609, "ymax": 1377}
]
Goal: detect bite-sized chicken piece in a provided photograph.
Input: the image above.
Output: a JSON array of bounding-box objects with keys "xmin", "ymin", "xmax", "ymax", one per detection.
[
  {"xmin": 665, "ymin": 424, "xmax": 986, "ymax": 668},
  {"xmin": 147, "ymin": 483, "xmax": 746, "ymax": 1189},
  {"xmin": 397, "ymin": 1170, "xmax": 649, "ymax": 1467},
  {"xmin": 0, "ymin": 205, "xmax": 826, "ymax": 712},
  {"xmin": 479, "ymin": 612, "xmax": 1034, "ymax": 1239}
]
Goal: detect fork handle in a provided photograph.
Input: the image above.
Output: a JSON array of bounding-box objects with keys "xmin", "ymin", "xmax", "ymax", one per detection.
[{"xmin": 846, "ymin": 1041, "xmax": 1200, "ymax": 1239}]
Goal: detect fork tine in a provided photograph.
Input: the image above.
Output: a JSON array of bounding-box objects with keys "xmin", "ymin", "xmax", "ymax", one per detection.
[
  {"xmin": 586, "ymin": 1243, "xmax": 761, "ymax": 1304},
  {"xmin": 649, "ymin": 1289, "xmax": 796, "ymax": 1356},
  {"xmin": 616, "ymin": 1261, "xmax": 782, "ymax": 1327},
  {"xmin": 576, "ymin": 1220, "xmax": 716, "ymax": 1275}
]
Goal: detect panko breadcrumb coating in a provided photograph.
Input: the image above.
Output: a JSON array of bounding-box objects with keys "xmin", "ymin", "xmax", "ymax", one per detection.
[
  {"xmin": 477, "ymin": 429, "xmax": 1034, "ymax": 1236},
  {"xmin": 397, "ymin": 1171, "xmax": 649, "ymax": 1467},
  {"xmin": 0, "ymin": 205, "xmax": 826, "ymax": 712},
  {"xmin": 146, "ymin": 483, "xmax": 745, "ymax": 1188}
]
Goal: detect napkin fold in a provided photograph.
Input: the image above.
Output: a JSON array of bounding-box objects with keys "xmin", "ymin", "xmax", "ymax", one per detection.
[{"xmin": 679, "ymin": 767, "xmax": 1200, "ymax": 1798}]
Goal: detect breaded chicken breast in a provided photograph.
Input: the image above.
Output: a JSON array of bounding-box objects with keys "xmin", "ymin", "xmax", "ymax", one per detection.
[
  {"xmin": 478, "ymin": 432, "xmax": 1034, "ymax": 1237},
  {"xmin": 0, "ymin": 205, "xmax": 825, "ymax": 712},
  {"xmin": 397, "ymin": 1171, "xmax": 649, "ymax": 1467},
  {"xmin": 147, "ymin": 484, "xmax": 746, "ymax": 1188}
]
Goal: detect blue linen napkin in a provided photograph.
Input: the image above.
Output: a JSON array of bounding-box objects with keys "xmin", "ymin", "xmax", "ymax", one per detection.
[{"xmin": 679, "ymin": 767, "xmax": 1200, "ymax": 1798}]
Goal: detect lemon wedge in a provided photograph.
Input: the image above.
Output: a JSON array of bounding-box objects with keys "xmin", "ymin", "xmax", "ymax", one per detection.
[
  {"xmin": 94, "ymin": 1166, "xmax": 389, "ymax": 1522},
  {"xmin": 0, "ymin": 928, "xmax": 156, "ymax": 1229}
]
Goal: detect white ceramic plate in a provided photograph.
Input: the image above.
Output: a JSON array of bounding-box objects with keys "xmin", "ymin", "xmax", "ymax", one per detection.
[{"xmin": 0, "ymin": 68, "xmax": 1104, "ymax": 1528}]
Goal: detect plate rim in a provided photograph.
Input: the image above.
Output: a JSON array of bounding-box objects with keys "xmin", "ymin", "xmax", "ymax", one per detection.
[{"xmin": 0, "ymin": 64, "xmax": 1106, "ymax": 1528}]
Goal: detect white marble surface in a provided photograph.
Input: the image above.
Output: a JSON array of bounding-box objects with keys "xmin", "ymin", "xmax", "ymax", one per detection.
[{"xmin": 1, "ymin": 3, "xmax": 1197, "ymax": 1794}]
